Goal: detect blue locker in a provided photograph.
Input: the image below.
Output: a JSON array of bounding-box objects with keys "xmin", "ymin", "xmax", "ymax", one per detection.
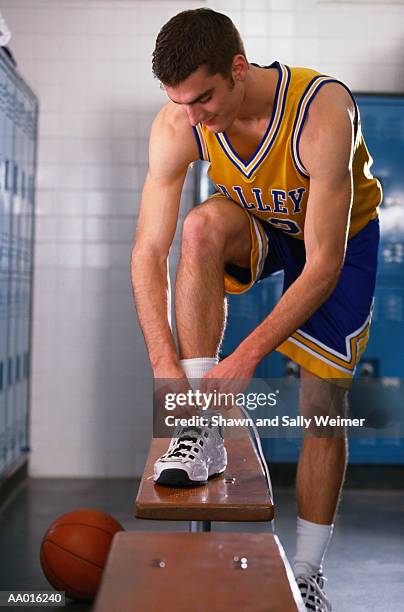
[
  {"xmin": 0, "ymin": 50, "xmax": 38, "ymax": 479},
  {"xmin": 2, "ymin": 65, "xmax": 15, "ymax": 471},
  {"xmin": 0, "ymin": 61, "xmax": 6, "ymax": 474}
]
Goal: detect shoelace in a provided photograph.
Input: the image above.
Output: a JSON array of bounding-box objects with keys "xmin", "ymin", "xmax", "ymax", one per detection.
[
  {"xmin": 296, "ymin": 574, "xmax": 332, "ymax": 612},
  {"xmin": 161, "ymin": 426, "xmax": 210, "ymax": 462}
]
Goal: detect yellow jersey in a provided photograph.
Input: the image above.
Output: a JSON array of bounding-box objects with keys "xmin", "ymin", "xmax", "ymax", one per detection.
[{"xmin": 193, "ymin": 62, "xmax": 382, "ymax": 240}]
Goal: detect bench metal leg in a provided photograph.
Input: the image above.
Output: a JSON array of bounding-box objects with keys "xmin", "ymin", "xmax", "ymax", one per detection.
[{"xmin": 189, "ymin": 520, "xmax": 211, "ymax": 532}]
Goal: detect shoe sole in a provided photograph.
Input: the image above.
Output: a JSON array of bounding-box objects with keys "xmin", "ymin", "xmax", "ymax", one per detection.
[{"xmin": 155, "ymin": 466, "xmax": 226, "ymax": 488}]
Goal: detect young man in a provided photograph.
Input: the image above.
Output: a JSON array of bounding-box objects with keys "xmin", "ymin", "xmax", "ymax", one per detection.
[{"xmin": 131, "ymin": 8, "xmax": 381, "ymax": 611}]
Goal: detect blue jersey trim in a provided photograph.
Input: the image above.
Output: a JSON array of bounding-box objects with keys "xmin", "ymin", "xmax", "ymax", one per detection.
[
  {"xmin": 192, "ymin": 125, "xmax": 204, "ymax": 161},
  {"xmin": 292, "ymin": 77, "xmax": 359, "ymax": 178},
  {"xmin": 214, "ymin": 62, "xmax": 291, "ymax": 180}
]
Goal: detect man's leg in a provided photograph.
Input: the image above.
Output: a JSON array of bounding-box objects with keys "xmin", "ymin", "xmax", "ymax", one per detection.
[
  {"xmin": 294, "ymin": 367, "xmax": 348, "ymax": 610},
  {"xmin": 153, "ymin": 196, "xmax": 252, "ymax": 486},
  {"xmin": 297, "ymin": 368, "xmax": 348, "ymax": 525},
  {"xmin": 175, "ymin": 196, "xmax": 252, "ymax": 359}
]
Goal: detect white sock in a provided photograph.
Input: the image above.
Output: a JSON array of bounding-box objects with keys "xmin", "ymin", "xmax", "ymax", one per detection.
[
  {"xmin": 180, "ymin": 357, "xmax": 218, "ymax": 382},
  {"xmin": 292, "ymin": 517, "xmax": 334, "ymax": 578},
  {"xmin": 180, "ymin": 357, "xmax": 221, "ymax": 433}
]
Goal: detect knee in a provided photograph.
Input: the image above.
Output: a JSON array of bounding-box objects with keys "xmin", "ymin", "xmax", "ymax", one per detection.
[{"xmin": 182, "ymin": 206, "xmax": 226, "ymax": 258}]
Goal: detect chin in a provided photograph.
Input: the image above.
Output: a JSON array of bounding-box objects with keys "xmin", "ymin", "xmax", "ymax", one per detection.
[{"xmin": 205, "ymin": 123, "xmax": 221, "ymax": 133}]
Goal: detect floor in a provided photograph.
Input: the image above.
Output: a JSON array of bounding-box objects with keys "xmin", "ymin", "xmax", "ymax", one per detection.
[{"xmin": 0, "ymin": 478, "xmax": 403, "ymax": 611}]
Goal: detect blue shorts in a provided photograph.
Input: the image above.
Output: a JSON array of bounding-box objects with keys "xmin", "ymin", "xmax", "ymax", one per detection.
[{"xmin": 225, "ymin": 217, "xmax": 380, "ymax": 380}]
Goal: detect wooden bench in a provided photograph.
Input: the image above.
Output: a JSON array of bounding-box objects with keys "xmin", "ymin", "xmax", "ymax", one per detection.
[
  {"xmin": 94, "ymin": 421, "xmax": 306, "ymax": 611},
  {"xmin": 94, "ymin": 531, "xmax": 305, "ymax": 612},
  {"xmin": 135, "ymin": 425, "xmax": 274, "ymax": 531}
]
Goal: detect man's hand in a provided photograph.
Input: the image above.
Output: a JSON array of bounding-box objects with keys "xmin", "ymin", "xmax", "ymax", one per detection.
[{"xmin": 200, "ymin": 348, "xmax": 259, "ymax": 405}]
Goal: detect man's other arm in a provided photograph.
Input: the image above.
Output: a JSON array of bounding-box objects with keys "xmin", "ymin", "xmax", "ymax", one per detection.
[{"xmin": 131, "ymin": 104, "xmax": 199, "ymax": 378}]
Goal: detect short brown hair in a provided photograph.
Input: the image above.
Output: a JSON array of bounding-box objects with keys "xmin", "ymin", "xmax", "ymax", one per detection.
[{"xmin": 152, "ymin": 8, "xmax": 246, "ymax": 86}]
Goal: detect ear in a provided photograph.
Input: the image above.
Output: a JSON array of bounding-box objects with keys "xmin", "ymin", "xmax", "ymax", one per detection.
[{"xmin": 232, "ymin": 54, "xmax": 249, "ymax": 82}]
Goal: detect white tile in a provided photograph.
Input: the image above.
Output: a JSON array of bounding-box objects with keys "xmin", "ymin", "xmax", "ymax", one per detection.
[
  {"xmin": 37, "ymin": 136, "xmax": 59, "ymax": 165},
  {"xmin": 294, "ymin": 39, "xmax": 320, "ymax": 67},
  {"xmin": 85, "ymin": 244, "xmax": 110, "ymax": 268},
  {"xmin": 58, "ymin": 165, "xmax": 84, "ymax": 190},
  {"xmin": 36, "ymin": 165, "xmax": 60, "ymax": 191},
  {"xmin": 60, "ymin": 35, "xmax": 90, "ymax": 61},
  {"xmin": 111, "ymin": 140, "xmax": 136, "ymax": 165},
  {"xmin": 105, "ymin": 449, "xmax": 137, "ymax": 478},
  {"xmin": 58, "ymin": 217, "xmax": 84, "ymax": 242},
  {"xmin": 58, "ymin": 243, "xmax": 84, "ymax": 268},
  {"xmin": 9, "ymin": 34, "xmax": 37, "ymax": 60},
  {"xmin": 58, "ymin": 60, "xmax": 89, "ymax": 87},
  {"xmin": 244, "ymin": 37, "xmax": 268, "ymax": 65},
  {"xmin": 61, "ymin": 6, "xmax": 90, "ymax": 35},
  {"xmin": 88, "ymin": 36, "xmax": 113, "ymax": 62},
  {"xmin": 35, "ymin": 216, "xmax": 57, "ymax": 242},
  {"xmin": 56, "ymin": 191, "xmax": 85, "ymax": 216},
  {"xmin": 216, "ymin": 0, "xmax": 243, "ymax": 9},
  {"xmin": 111, "ymin": 7, "xmax": 139, "ymax": 36},
  {"xmin": 110, "ymin": 165, "xmax": 138, "ymax": 191},
  {"xmin": 109, "ymin": 243, "xmax": 132, "ymax": 267},
  {"xmin": 111, "ymin": 113, "xmax": 138, "ymax": 139},
  {"xmin": 244, "ymin": 0, "xmax": 270, "ymax": 9},
  {"xmin": 58, "ymin": 112, "xmax": 87, "ymax": 137},
  {"xmin": 371, "ymin": 64, "xmax": 397, "ymax": 93},
  {"xmin": 318, "ymin": 38, "xmax": 347, "ymax": 65},
  {"xmin": 37, "ymin": 6, "xmax": 61, "ymax": 35},
  {"xmin": 269, "ymin": 11, "xmax": 294, "ymax": 38},
  {"xmin": 108, "ymin": 268, "xmax": 134, "ymax": 294},
  {"xmin": 82, "ymin": 269, "xmax": 109, "ymax": 296},
  {"xmin": 139, "ymin": 7, "xmax": 174, "ymax": 36},
  {"xmin": 84, "ymin": 191, "xmax": 113, "ymax": 216},
  {"xmin": 243, "ymin": 11, "xmax": 268, "ymax": 37},
  {"xmin": 270, "ymin": 0, "xmax": 295, "ymax": 9},
  {"xmin": 58, "ymin": 140, "xmax": 87, "ymax": 165},
  {"xmin": 39, "ymin": 113, "xmax": 60, "ymax": 138},
  {"xmin": 110, "ymin": 35, "xmax": 138, "ymax": 61},
  {"xmin": 31, "ymin": 316, "xmax": 56, "ymax": 352},
  {"xmin": 89, "ymin": 7, "xmax": 115, "ymax": 35},
  {"xmin": 30, "ymin": 449, "xmax": 107, "ymax": 477},
  {"xmin": 394, "ymin": 66, "xmax": 404, "ymax": 92},
  {"xmin": 4, "ymin": 8, "xmax": 37, "ymax": 34},
  {"xmin": 84, "ymin": 218, "xmax": 111, "ymax": 242},
  {"xmin": 56, "ymin": 269, "xmax": 83, "ymax": 296},
  {"xmin": 83, "ymin": 165, "xmax": 111, "ymax": 190},
  {"xmin": 34, "ymin": 242, "xmax": 58, "ymax": 268},
  {"xmin": 109, "ymin": 218, "xmax": 137, "ymax": 242},
  {"xmin": 83, "ymin": 139, "xmax": 108, "ymax": 164},
  {"xmin": 36, "ymin": 191, "xmax": 57, "ymax": 216},
  {"xmin": 37, "ymin": 61, "xmax": 62, "ymax": 86},
  {"xmin": 272, "ymin": 39, "xmax": 295, "ymax": 65},
  {"xmin": 292, "ymin": 11, "xmax": 321, "ymax": 38},
  {"xmin": 36, "ymin": 35, "xmax": 61, "ymax": 61},
  {"xmin": 32, "ymin": 267, "xmax": 58, "ymax": 296},
  {"xmin": 38, "ymin": 86, "xmax": 61, "ymax": 113}
]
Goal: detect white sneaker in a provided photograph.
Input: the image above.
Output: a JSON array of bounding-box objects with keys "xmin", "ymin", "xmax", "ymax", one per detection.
[
  {"xmin": 296, "ymin": 572, "xmax": 332, "ymax": 611},
  {"xmin": 153, "ymin": 423, "xmax": 227, "ymax": 487}
]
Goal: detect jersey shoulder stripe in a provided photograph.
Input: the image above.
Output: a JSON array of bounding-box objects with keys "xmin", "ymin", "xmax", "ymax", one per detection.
[
  {"xmin": 291, "ymin": 75, "xmax": 359, "ymax": 178},
  {"xmin": 192, "ymin": 123, "xmax": 210, "ymax": 161}
]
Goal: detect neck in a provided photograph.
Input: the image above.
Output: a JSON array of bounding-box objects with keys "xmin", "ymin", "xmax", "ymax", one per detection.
[{"xmin": 237, "ymin": 63, "xmax": 278, "ymax": 122}]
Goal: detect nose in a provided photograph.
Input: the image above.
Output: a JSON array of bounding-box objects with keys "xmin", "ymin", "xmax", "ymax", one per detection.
[{"xmin": 185, "ymin": 105, "xmax": 201, "ymax": 126}]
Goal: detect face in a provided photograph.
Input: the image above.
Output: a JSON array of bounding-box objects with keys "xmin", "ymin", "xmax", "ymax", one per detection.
[{"xmin": 165, "ymin": 59, "xmax": 246, "ymax": 133}]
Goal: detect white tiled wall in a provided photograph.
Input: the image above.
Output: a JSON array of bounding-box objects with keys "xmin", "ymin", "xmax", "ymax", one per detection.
[{"xmin": 1, "ymin": 0, "xmax": 403, "ymax": 477}]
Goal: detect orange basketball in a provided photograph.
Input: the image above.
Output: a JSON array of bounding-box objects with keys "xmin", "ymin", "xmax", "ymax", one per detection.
[{"xmin": 40, "ymin": 509, "xmax": 124, "ymax": 601}]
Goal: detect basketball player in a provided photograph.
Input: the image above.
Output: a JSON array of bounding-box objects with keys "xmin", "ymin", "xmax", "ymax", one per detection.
[{"xmin": 131, "ymin": 9, "xmax": 381, "ymax": 611}]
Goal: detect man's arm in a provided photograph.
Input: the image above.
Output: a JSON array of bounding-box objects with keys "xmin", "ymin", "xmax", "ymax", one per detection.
[
  {"xmin": 131, "ymin": 104, "xmax": 199, "ymax": 378},
  {"xmin": 210, "ymin": 83, "xmax": 356, "ymax": 376}
]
